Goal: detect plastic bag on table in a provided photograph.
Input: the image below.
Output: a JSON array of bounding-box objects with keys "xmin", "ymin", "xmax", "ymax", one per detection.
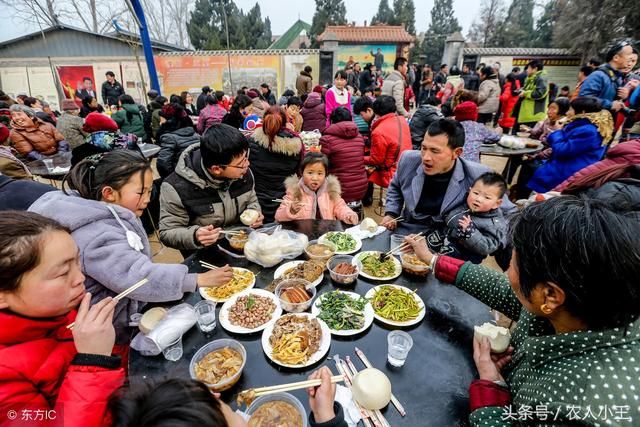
[
  {"xmin": 243, "ymin": 226, "xmax": 309, "ymax": 267},
  {"xmin": 130, "ymin": 303, "xmax": 197, "ymax": 356}
]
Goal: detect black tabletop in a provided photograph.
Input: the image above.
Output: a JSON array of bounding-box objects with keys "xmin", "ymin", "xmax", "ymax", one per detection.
[{"xmin": 129, "ymin": 220, "xmax": 492, "ymax": 426}]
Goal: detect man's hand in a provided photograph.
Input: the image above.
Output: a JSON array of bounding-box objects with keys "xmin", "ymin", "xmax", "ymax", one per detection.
[
  {"xmin": 307, "ymin": 366, "xmax": 336, "ymax": 423},
  {"xmin": 195, "ymin": 225, "xmax": 221, "ymax": 247},
  {"xmin": 380, "ymin": 215, "xmax": 398, "ymax": 230}
]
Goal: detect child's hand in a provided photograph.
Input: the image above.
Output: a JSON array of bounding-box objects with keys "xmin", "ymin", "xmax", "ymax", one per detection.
[
  {"xmin": 458, "ymin": 215, "xmax": 472, "ymax": 231},
  {"xmin": 197, "ymin": 264, "xmax": 233, "ymax": 287},
  {"xmin": 345, "ymin": 212, "xmax": 359, "ymax": 225},
  {"xmin": 289, "ymin": 200, "xmax": 304, "ymax": 215}
]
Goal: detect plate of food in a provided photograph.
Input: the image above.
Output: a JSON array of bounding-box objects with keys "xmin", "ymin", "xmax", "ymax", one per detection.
[
  {"xmin": 199, "ymin": 267, "xmax": 256, "ymax": 302},
  {"xmin": 272, "ymin": 260, "xmax": 324, "ymax": 288},
  {"xmin": 189, "ymin": 339, "xmax": 246, "ymax": 392},
  {"xmin": 319, "ymin": 231, "xmax": 362, "ymax": 255},
  {"xmin": 364, "ymin": 284, "xmax": 426, "ymax": 327},
  {"xmin": 219, "ymin": 289, "xmax": 282, "ymax": 334},
  {"xmin": 311, "ymin": 290, "xmax": 374, "ymax": 336},
  {"xmin": 354, "ymin": 251, "xmax": 402, "ymax": 281},
  {"xmin": 261, "ymin": 313, "xmax": 331, "ymax": 368}
]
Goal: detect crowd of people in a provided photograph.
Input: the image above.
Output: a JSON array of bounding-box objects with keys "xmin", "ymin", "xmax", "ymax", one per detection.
[{"xmin": 0, "ymin": 37, "xmax": 639, "ymax": 426}]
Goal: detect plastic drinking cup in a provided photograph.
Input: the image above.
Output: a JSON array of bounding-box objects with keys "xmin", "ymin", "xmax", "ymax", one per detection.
[
  {"xmin": 387, "ymin": 330, "xmax": 413, "ymax": 367},
  {"xmin": 194, "ymin": 300, "xmax": 217, "ymax": 332}
]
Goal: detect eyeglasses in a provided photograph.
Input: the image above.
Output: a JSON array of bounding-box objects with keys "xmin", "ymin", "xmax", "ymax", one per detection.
[{"xmin": 217, "ymin": 148, "xmax": 250, "ymax": 169}]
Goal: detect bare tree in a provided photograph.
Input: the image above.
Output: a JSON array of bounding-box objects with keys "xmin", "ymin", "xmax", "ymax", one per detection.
[
  {"xmin": 137, "ymin": 0, "xmax": 194, "ymax": 48},
  {"xmin": 466, "ymin": 0, "xmax": 506, "ymax": 47},
  {"xmin": 0, "ymin": 0, "xmax": 61, "ymax": 28}
]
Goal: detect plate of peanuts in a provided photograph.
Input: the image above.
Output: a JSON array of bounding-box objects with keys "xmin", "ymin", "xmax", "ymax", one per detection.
[{"xmin": 219, "ymin": 289, "xmax": 283, "ymax": 334}]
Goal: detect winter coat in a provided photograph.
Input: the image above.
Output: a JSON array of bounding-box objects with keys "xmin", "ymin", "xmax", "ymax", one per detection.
[
  {"xmin": 56, "ymin": 112, "xmax": 87, "ymax": 149},
  {"xmin": 112, "ymin": 104, "xmax": 146, "ymax": 140},
  {"xmin": 518, "ymin": 70, "xmax": 549, "ymax": 124},
  {"xmin": 445, "ymin": 204, "xmax": 507, "ymax": 256},
  {"xmin": 30, "ymin": 191, "xmax": 198, "ymax": 342},
  {"xmin": 461, "ymin": 72, "xmax": 479, "ymax": 91},
  {"xmin": 296, "ymin": 70, "xmax": 313, "ymax": 96},
  {"xmin": 263, "ymin": 90, "xmax": 277, "ymax": 106},
  {"xmin": 0, "ymin": 175, "xmax": 55, "ymax": 210},
  {"xmin": 197, "ymin": 104, "xmax": 227, "ymax": 134},
  {"xmin": 300, "ymin": 93, "xmax": 327, "ymax": 133},
  {"xmin": 477, "ymin": 75, "xmax": 501, "ymax": 115},
  {"xmin": 582, "ymin": 174, "xmax": 640, "ymax": 221},
  {"xmin": 196, "ymin": 92, "xmax": 209, "ymax": 113},
  {"xmin": 222, "ymin": 110, "xmax": 245, "ymax": 129},
  {"xmin": 381, "ymin": 70, "xmax": 409, "ymax": 117},
  {"xmin": 325, "ymin": 87, "xmax": 352, "ymax": 126},
  {"xmin": 528, "ymin": 116, "xmax": 608, "ymax": 193},
  {"xmin": 0, "ymin": 146, "xmax": 31, "ymax": 179},
  {"xmin": 252, "ymin": 97, "xmax": 270, "ymax": 118},
  {"xmin": 248, "ymin": 127, "xmax": 304, "ymax": 223},
  {"xmin": 578, "ymin": 64, "xmax": 624, "ymax": 110},
  {"xmin": 275, "ymin": 175, "xmax": 358, "ymax": 223},
  {"xmin": 529, "ymin": 117, "xmax": 563, "ymax": 144},
  {"xmin": 160, "ymin": 143, "xmax": 261, "ymax": 251},
  {"xmin": 10, "ymin": 117, "xmax": 65, "ymax": 157},
  {"xmin": 410, "ymin": 105, "xmax": 443, "ymax": 149},
  {"xmin": 101, "ymin": 80, "xmax": 125, "ymax": 106},
  {"xmin": 320, "ymin": 121, "xmax": 368, "ymax": 202},
  {"xmin": 0, "ymin": 309, "xmax": 124, "ymax": 427},
  {"xmin": 459, "ymin": 120, "xmax": 501, "ymax": 162},
  {"xmin": 365, "ymin": 113, "xmax": 412, "ymax": 188},
  {"xmin": 497, "ymin": 80, "xmax": 521, "ymax": 129},
  {"xmin": 359, "ymin": 69, "xmax": 376, "ymax": 93},
  {"xmin": 439, "ymin": 75, "xmax": 464, "ymax": 105},
  {"xmin": 184, "ymin": 103, "xmax": 198, "ymax": 116},
  {"xmin": 157, "ymin": 126, "xmax": 201, "ymax": 178}
]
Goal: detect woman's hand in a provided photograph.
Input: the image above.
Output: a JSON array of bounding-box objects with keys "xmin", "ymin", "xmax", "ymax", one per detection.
[
  {"xmin": 195, "ymin": 225, "xmax": 221, "ymax": 247},
  {"xmin": 250, "ymin": 212, "xmax": 264, "ymax": 229},
  {"xmin": 404, "ymin": 234, "xmax": 434, "ymax": 264},
  {"xmin": 73, "ymin": 293, "xmax": 117, "ymax": 356},
  {"xmin": 197, "ymin": 264, "xmax": 234, "ymax": 287},
  {"xmin": 473, "ymin": 337, "xmax": 514, "ymax": 382},
  {"xmin": 307, "ymin": 366, "xmax": 336, "ymax": 423}
]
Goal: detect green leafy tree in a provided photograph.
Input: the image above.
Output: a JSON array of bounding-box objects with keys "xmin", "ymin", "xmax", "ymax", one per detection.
[
  {"xmin": 309, "ymin": 0, "xmax": 347, "ymax": 47},
  {"xmin": 416, "ymin": 0, "xmax": 461, "ymax": 65},
  {"xmin": 531, "ymin": 0, "xmax": 558, "ymax": 48},
  {"xmin": 392, "ymin": 0, "xmax": 416, "ymax": 35},
  {"xmin": 371, "ymin": 0, "xmax": 394, "ymax": 25},
  {"xmin": 496, "ymin": 0, "xmax": 534, "ymax": 47}
]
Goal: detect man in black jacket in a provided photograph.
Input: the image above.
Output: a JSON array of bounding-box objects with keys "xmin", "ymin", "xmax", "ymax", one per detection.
[
  {"xmin": 101, "ymin": 71, "xmax": 125, "ymax": 106},
  {"xmin": 260, "ymin": 83, "xmax": 276, "ymax": 105},
  {"xmin": 196, "ymin": 86, "xmax": 212, "ymax": 113}
]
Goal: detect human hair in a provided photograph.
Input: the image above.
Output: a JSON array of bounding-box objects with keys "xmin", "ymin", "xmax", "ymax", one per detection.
[
  {"xmin": 506, "ymin": 72, "xmax": 517, "ymax": 85},
  {"xmin": 334, "ymin": 70, "xmax": 348, "ymax": 80},
  {"xmin": 180, "ymin": 91, "xmax": 190, "ymax": 105},
  {"xmin": 426, "ymin": 118, "xmax": 465, "ymax": 149},
  {"xmin": 201, "ymin": 86, "xmax": 211, "ymax": 93},
  {"xmin": 605, "ymin": 39, "xmax": 634, "ymax": 62},
  {"xmin": 588, "ymin": 58, "xmax": 601, "ymax": 67},
  {"xmin": 393, "ymin": 57, "xmax": 408, "ymax": 70},
  {"xmin": 512, "ymin": 66, "xmax": 521, "ymax": 73},
  {"xmin": 372, "ymin": 95, "xmax": 397, "ymax": 116},
  {"xmin": 236, "ymin": 89, "xmax": 245, "ymax": 96},
  {"xmin": 560, "ymin": 85, "xmax": 570, "ymax": 92},
  {"xmin": 0, "ymin": 211, "xmax": 70, "ymax": 293},
  {"xmin": 449, "ymin": 65, "xmax": 460, "ymax": 76},
  {"xmin": 580, "ymin": 65, "xmax": 594, "ymax": 76},
  {"xmin": 526, "ymin": 59, "xmax": 544, "ymax": 71},
  {"xmin": 64, "ymin": 150, "xmax": 151, "ymax": 201},
  {"xmin": 480, "ymin": 66, "xmax": 494, "ymax": 78},
  {"xmin": 473, "ymin": 172, "xmax": 506, "ymax": 198},
  {"xmin": 260, "ymin": 83, "xmax": 270, "ymax": 89},
  {"xmin": 304, "ymin": 65, "xmax": 312, "ymax": 73},
  {"xmin": 440, "ymin": 64, "xmax": 448, "ymax": 70},
  {"xmin": 108, "ymin": 378, "xmax": 227, "ymax": 427},
  {"xmin": 570, "ymin": 96, "xmax": 601, "ymax": 114},
  {"xmin": 169, "ymin": 94, "xmax": 182, "ymax": 104},
  {"xmin": 552, "ymin": 97, "xmax": 571, "ymax": 116},
  {"xmin": 23, "ymin": 97, "xmax": 38, "ymax": 108},
  {"xmin": 147, "ymin": 90, "xmax": 158, "ymax": 100},
  {"xmin": 262, "ymin": 106, "xmax": 287, "ymax": 143},
  {"xmin": 9, "ymin": 104, "xmax": 35, "ymax": 117},
  {"xmin": 510, "ymin": 196, "xmax": 640, "ymax": 329},
  {"xmin": 215, "ymin": 90, "xmax": 225, "ymax": 100},
  {"xmin": 353, "ymin": 96, "xmax": 373, "ymax": 115},
  {"xmin": 106, "ymin": 71, "xmax": 115, "ymax": 77},
  {"xmin": 301, "ymin": 152, "xmax": 329, "ymax": 175},
  {"xmin": 330, "ymin": 106, "xmax": 352, "ymax": 124},
  {"xmin": 201, "ymin": 123, "xmax": 249, "ymax": 169},
  {"xmin": 119, "ymin": 94, "xmax": 135, "ymax": 105},
  {"xmin": 282, "ymin": 90, "xmax": 295, "ymax": 98},
  {"xmin": 205, "ymin": 94, "xmax": 218, "ymax": 105},
  {"xmin": 229, "ymin": 94, "xmax": 252, "ymax": 114},
  {"xmin": 156, "ymin": 96, "xmax": 168, "ymax": 105},
  {"xmin": 83, "ymin": 76, "xmax": 92, "ymax": 82},
  {"xmin": 287, "ymin": 96, "xmax": 302, "ymax": 108}
]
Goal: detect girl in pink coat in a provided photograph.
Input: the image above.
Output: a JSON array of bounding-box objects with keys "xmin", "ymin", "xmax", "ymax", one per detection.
[
  {"xmin": 325, "ymin": 70, "xmax": 352, "ymax": 127},
  {"xmin": 275, "ymin": 152, "xmax": 359, "ymax": 224}
]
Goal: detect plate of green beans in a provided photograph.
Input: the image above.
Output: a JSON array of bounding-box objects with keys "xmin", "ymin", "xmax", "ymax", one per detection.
[{"xmin": 364, "ymin": 284, "xmax": 426, "ymax": 327}]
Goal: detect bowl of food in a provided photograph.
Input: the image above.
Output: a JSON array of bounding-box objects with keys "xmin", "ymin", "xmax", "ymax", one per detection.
[
  {"xmin": 225, "ymin": 226, "xmax": 253, "ymax": 251},
  {"xmin": 189, "ymin": 339, "xmax": 246, "ymax": 391},
  {"xmin": 400, "ymin": 253, "xmax": 430, "ymax": 277},
  {"xmin": 304, "ymin": 239, "xmax": 336, "ymax": 266},
  {"xmin": 246, "ymin": 392, "xmax": 308, "ymax": 427},
  {"xmin": 275, "ymin": 279, "xmax": 316, "ymax": 313},
  {"xmin": 327, "ymin": 255, "xmax": 361, "ymax": 285},
  {"xmin": 516, "ymin": 131, "xmax": 531, "ymax": 138}
]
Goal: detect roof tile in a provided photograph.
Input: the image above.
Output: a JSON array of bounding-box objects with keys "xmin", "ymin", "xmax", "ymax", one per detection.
[{"xmin": 317, "ymin": 25, "xmax": 414, "ymax": 43}]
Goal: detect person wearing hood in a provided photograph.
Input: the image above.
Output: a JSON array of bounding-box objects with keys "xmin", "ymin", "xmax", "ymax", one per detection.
[
  {"xmin": 29, "ymin": 151, "xmax": 233, "ymax": 343},
  {"xmin": 515, "ymin": 59, "xmax": 549, "ymax": 130},
  {"xmin": 296, "ymin": 65, "xmax": 313, "ymax": 96},
  {"xmin": 300, "ymin": 92, "xmax": 327, "ymax": 133},
  {"xmin": 319, "ymin": 107, "xmax": 367, "ymax": 203},
  {"xmin": 57, "ymin": 99, "xmax": 88, "ymax": 149},
  {"xmin": 247, "ymin": 89, "xmax": 268, "ymax": 118},
  {"xmin": 381, "ymin": 57, "xmax": 410, "ymax": 118},
  {"xmin": 9, "ymin": 104, "xmax": 67, "ymax": 160},
  {"xmin": 160, "ymin": 124, "xmax": 263, "ymax": 254},
  {"xmin": 157, "ymin": 103, "xmax": 200, "ymax": 179},
  {"xmin": 111, "ymin": 94, "xmax": 147, "ymax": 141},
  {"xmin": 260, "ymin": 83, "xmax": 277, "ymax": 106},
  {"xmin": 477, "ymin": 66, "xmax": 501, "ymax": 124}
]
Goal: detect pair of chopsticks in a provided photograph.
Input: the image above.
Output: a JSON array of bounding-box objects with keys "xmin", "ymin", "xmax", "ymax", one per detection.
[
  {"xmin": 380, "ymin": 216, "xmax": 404, "ymax": 227},
  {"xmin": 355, "ymin": 347, "xmax": 406, "ymax": 417},
  {"xmin": 241, "ymin": 375, "xmax": 344, "ymax": 398},
  {"xmin": 384, "ymin": 231, "xmax": 425, "ymax": 257},
  {"xmin": 272, "ymin": 198, "xmax": 308, "ymax": 205},
  {"xmin": 199, "ymin": 261, "xmax": 219, "ymax": 270},
  {"xmin": 219, "ymin": 230, "xmax": 243, "ymax": 236},
  {"xmin": 66, "ymin": 278, "xmax": 149, "ymax": 330}
]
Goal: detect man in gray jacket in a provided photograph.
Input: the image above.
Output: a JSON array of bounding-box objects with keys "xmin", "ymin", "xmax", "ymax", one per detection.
[
  {"xmin": 159, "ymin": 124, "xmax": 263, "ymax": 255},
  {"xmin": 381, "ymin": 57, "xmax": 410, "ymax": 118}
]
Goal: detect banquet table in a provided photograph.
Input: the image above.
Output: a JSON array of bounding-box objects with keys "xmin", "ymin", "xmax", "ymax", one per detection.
[{"xmin": 129, "ymin": 220, "xmax": 493, "ymax": 426}]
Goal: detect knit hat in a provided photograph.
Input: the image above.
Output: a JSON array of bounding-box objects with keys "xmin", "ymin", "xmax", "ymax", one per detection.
[
  {"xmin": 313, "ymin": 85, "xmax": 324, "ymax": 94},
  {"xmin": 83, "ymin": 112, "xmax": 119, "ymax": 133},
  {"xmin": 9, "ymin": 104, "xmax": 36, "ymax": 118},
  {"xmin": 61, "ymin": 99, "xmax": 80, "ymax": 111},
  {"xmin": 454, "ymin": 101, "xmax": 478, "ymax": 122},
  {"xmin": 247, "ymin": 89, "xmax": 260, "ymax": 99},
  {"xmin": 0, "ymin": 123, "xmax": 9, "ymax": 144}
]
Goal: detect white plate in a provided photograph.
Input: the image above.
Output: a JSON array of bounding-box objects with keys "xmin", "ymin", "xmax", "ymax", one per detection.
[
  {"xmin": 198, "ymin": 267, "xmax": 256, "ymax": 303},
  {"xmin": 273, "ymin": 260, "xmax": 324, "ymax": 288},
  {"xmin": 261, "ymin": 313, "xmax": 331, "ymax": 368},
  {"xmin": 311, "ymin": 290, "xmax": 374, "ymax": 336},
  {"xmin": 219, "ymin": 289, "xmax": 282, "ymax": 334},
  {"xmin": 365, "ymin": 284, "xmax": 426, "ymax": 327},
  {"xmin": 354, "ymin": 251, "xmax": 402, "ymax": 281},
  {"xmin": 319, "ymin": 232, "xmax": 362, "ymax": 255}
]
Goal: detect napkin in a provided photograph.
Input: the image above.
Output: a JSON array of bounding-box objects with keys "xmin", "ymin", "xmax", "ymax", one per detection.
[
  {"xmin": 345, "ymin": 224, "xmax": 386, "ymax": 240},
  {"xmin": 50, "ymin": 166, "xmax": 70, "ymax": 174},
  {"xmin": 335, "ymin": 384, "xmax": 362, "ymax": 427},
  {"xmin": 130, "ymin": 303, "xmax": 197, "ymax": 356}
]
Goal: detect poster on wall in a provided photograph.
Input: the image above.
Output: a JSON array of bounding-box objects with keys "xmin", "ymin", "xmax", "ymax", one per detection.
[
  {"xmin": 337, "ymin": 44, "xmax": 397, "ymax": 73},
  {"xmin": 55, "ymin": 65, "xmax": 97, "ymax": 104}
]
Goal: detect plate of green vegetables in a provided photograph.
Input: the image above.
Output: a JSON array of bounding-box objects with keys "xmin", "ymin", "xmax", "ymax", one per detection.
[
  {"xmin": 354, "ymin": 251, "xmax": 402, "ymax": 281},
  {"xmin": 319, "ymin": 231, "xmax": 362, "ymax": 255},
  {"xmin": 364, "ymin": 284, "xmax": 425, "ymax": 327},
  {"xmin": 311, "ymin": 290, "xmax": 374, "ymax": 336}
]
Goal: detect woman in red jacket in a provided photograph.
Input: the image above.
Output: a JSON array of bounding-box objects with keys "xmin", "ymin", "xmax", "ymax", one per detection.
[
  {"xmin": 0, "ymin": 211, "xmax": 124, "ymax": 427},
  {"xmin": 320, "ymin": 107, "xmax": 368, "ymax": 203},
  {"xmin": 364, "ymin": 95, "xmax": 412, "ymax": 189},
  {"xmin": 497, "ymin": 73, "xmax": 521, "ymax": 132}
]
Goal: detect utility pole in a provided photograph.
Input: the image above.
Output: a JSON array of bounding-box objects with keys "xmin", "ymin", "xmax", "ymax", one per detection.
[
  {"xmin": 222, "ymin": 1, "xmax": 234, "ymax": 94},
  {"xmin": 126, "ymin": 0, "xmax": 161, "ymax": 94}
]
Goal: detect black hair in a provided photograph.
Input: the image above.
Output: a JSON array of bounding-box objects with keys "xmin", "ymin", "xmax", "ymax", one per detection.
[
  {"xmin": 551, "ymin": 97, "xmax": 571, "ymax": 116},
  {"xmin": 580, "ymin": 65, "xmax": 594, "ymax": 76},
  {"xmin": 480, "ymin": 66, "xmax": 494, "ymax": 78},
  {"xmin": 512, "ymin": 67, "xmax": 521, "ymax": 74},
  {"xmin": 201, "ymin": 86, "xmax": 211, "ymax": 93},
  {"xmin": 156, "ymin": 96, "xmax": 168, "ymax": 105},
  {"xmin": 180, "ymin": 91, "xmax": 191, "ymax": 105},
  {"xmin": 119, "ymin": 94, "xmax": 135, "ymax": 105},
  {"xmin": 304, "ymin": 65, "xmax": 312, "ymax": 73},
  {"xmin": 23, "ymin": 97, "xmax": 38, "ymax": 107},
  {"xmin": 605, "ymin": 39, "xmax": 633, "ymax": 62},
  {"xmin": 330, "ymin": 106, "xmax": 352, "ymax": 124},
  {"xmin": 260, "ymin": 83, "xmax": 270, "ymax": 89},
  {"xmin": 426, "ymin": 118, "xmax": 465, "ymax": 149},
  {"xmin": 353, "ymin": 96, "xmax": 373, "ymax": 115},
  {"xmin": 588, "ymin": 58, "xmax": 601, "ymax": 67},
  {"xmin": 147, "ymin": 90, "xmax": 158, "ymax": 99},
  {"xmin": 473, "ymin": 172, "xmax": 507, "ymax": 198},
  {"xmin": 372, "ymin": 95, "xmax": 397, "ymax": 116},
  {"xmin": 83, "ymin": 76, "xmax": 92, "ymax": 82},
  {"xmin": 334, "ymin": 70, "xmax": 348, "ymax": 80},
  {"xmin": 106, "ymin": 71, "xmax": 115, "ymax": 77},
  {"xmin": 82, "ymin": 95, "xmax": 96, "ymax": 108},
  {"xmin": 201, "ymin": 123, "xmax": 249, "ymax": 169},
  {"xmin": 393, "ymin": 57, "xmax": 408, "ymax": 70},
  {"xmin": 363, "ymin": 86, "xmax": 375, "ymax": 95},
  {"xmin": 236, "ymin": 89, "xmax": 246, "ymax": 96},
  {"xmin": 108, "ymin": 378, "xmax": 227, "ymax": 427},
  {"xmin": 526, "ymin": 59, "xmax": 544, "ymax": 71},
  {"xmin": 64, "ymin": 150, "xmax": 151, "ymax": 201},
  {"xmin": 169, "ymin": 94, "xmax": 182, "ymax": 104},
  {"xmin": 449, "ymin": 65, "xmax": 460, "ymax": 76},
  {"xmin": 229, "ymin": 94, "xmax": 252, "ymax": 114},
  {"xmin": 215, "ymin": 90, "xmax": 225, "ymax": 100},
  {"xmin": 282, "ymin": 89, "xmax": 295, "ymax": 98},
  {"xmin": 511, "ymin": 196, "xmax": 640, "ymax": 329},
  {"xmin": 560, "ymin": 85, "xmax": 570, "ymax": 92},
  {"xmin": 205, "ymin": 94, "xmax": 218, "ymax": 105},
  {"xmin": 287, "ymin": 96, "xmax": 302, "ymax": 108},
  {"xmin": 301, "ymin": 152, "xmax": 329, "ymax": 175},
  {"xmin": 440, "ymin": 64, "xmax": 448, "ymax": 70},
  {"xmin": 570, "ymin": 96, "xmax": 601, "ymax": 114}
]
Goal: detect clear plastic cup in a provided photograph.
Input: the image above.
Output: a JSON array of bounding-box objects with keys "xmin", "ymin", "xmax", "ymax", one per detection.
[
  {"xmin": 42, "ymin": 158, "xmax": 54, "ymax": 172},
  {"xmin": 194, "ymin": 300, "xmax": 217, "ymax": 332},
  {"xmin": 387, "ymin": 330, "xmax": 413, "ymax": 367},
  {"xmin": 156, "ymin": 329, "xmax": 183, "ymax": 362},
  {"xmin": 389, "ymin": 233, "xmax": 406, "ymax": 251}
]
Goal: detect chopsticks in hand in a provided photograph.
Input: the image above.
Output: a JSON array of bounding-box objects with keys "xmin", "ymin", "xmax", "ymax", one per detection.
[
  {"xmin": 380, "ymin": 216, "xmax": 404, "ymax": 228},
  {"xmin": 199, "ymin": 261, "xmax": 219, "ymax": 270},
  {"xmin": 240, "ymin": 375, "xmax": 344, "ymax": 398},
  {"xmin": 383, "ymin": 231, "xmax": 424, "ymax": 259}
]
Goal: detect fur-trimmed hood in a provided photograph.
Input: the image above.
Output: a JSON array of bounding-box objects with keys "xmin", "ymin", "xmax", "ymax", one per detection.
[
  {"xmin": 251, "ymin": 127, "xmax": 303, "ymax": 157},
  {"xmin": 284, "ymin": 174, "xmax": 342, "ymax": 201}
]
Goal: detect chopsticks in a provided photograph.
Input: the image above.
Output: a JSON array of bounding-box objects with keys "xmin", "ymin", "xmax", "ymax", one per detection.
[
  {"xmin": 380, "ymin": 216, "xmax": 404, "ymax": 227},
  {"xmin": 219, "ymin": 230, "xmax": 243, "ymax": 236},
  {"xmin": 199, "ymin": 261, "xmax": 219, "ymax": 270},
  {"xmin": 242, "ymin": 375, "xmax": 344, "ymax": 397},
  {"xmin": 333, "ymin": 356, "xmax": 375, "ymax": 427},
  {"xmin": 384, "ymin": 231, "xmax": 424, "ymax": 257},
  {"xmin": 66, "ymin": 278, "xmax": 149, "ymax": 330},
  {"xmin": 272, "ymin": 198, "xmax": 308, "ymax": 205},
  {"xmin": 355, "ymin": 347, "xmax": 406, "ymax": 417}
]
